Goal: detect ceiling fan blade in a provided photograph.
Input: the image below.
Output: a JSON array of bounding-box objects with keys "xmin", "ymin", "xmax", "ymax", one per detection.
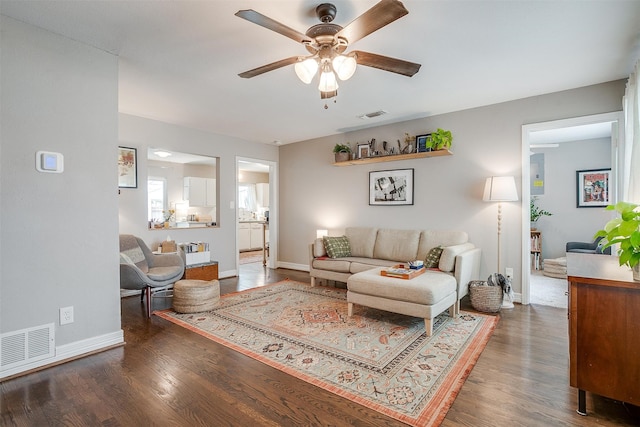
[
  {"xmin": 353, "ymin": 51, "xmax": 421, "ymax": 77},
  {"xmin": 235, "ymin": 9, "xmax": 310, "ymax": 44},
  {"xmin": 238, "ymin": 56, "xmax": 300, "ymax": 78},
  {"xmin": 336, "ymin": 0, "xmax": 409, "ymax": 45}
]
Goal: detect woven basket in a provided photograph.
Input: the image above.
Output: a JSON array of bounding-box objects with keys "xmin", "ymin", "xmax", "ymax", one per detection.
[{"xmin": 469, "ymin": 280, "xmax": 503, "ymax": 313}]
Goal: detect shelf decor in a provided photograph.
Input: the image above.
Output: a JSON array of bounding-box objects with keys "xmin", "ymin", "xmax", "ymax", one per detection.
[{"xmin": 369, "ymin": 168, "xmax": 414, "ymax": 206}]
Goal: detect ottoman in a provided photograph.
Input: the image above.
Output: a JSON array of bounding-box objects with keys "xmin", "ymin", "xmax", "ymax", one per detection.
[
  {"xmin": 173, "ymin": 279, "xmax": 220, "ymax": 313},
  {"xmin": 543, "ymin": 257, "xmax": 567, "ymax": 279},
  {"xmin": 346, "ymin": 267, "xmax": 457, "ymax": 336}
]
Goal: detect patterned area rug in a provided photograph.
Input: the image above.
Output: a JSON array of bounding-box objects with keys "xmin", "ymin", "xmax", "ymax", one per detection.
[{"xmin": 156, "ymin": 281, "xmax": 498, "ymax": 426}]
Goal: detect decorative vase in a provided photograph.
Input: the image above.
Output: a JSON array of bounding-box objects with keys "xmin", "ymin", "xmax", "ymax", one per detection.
[
  {"xmin": 633, "ymin": 263, "xmax": 640, "ymax": 282},
  {"xmin": 530, "ymin": 221, "xmax": 537, "ymax": 230},
  {"xmin": 334, "ymin": 152, "xmax": 350, "ymax": 163}
]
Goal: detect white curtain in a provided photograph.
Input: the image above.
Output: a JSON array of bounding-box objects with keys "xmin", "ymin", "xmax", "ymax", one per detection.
[{"xmin": 622, "ymin": 59, "xmax": 640, "ymax": 203}]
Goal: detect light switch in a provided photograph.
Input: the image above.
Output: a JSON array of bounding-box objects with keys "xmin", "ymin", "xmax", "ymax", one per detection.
[{"xmin": 36, "ymin": 151, "xmax": 64, "ymax": 173}]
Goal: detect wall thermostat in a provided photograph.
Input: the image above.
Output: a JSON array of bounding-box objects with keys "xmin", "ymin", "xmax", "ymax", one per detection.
[{"xmin": 36, "ymin": 151, "xmax": 64, "ymax": 173}]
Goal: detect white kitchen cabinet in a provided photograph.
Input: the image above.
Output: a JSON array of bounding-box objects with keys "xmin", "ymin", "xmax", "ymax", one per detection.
[
  {"xmin": 250, "ymin": 223, "xmax": 264, "ymax": 250},
  {"xmin": 256, "ymin": 183, "xmax": 269, "ymax": 208},
  {"xmin": 184, "ymin": 177, "xmax": 216, "ymax": 207},
  {"xmin": 238, "ymin": 223, "xmax": 251, "ymax": 251}
]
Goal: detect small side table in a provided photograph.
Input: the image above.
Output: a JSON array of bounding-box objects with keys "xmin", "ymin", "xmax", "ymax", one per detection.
[{"xmin": 183, "ymin": 261, "xmax": 218, "ymax": 281}]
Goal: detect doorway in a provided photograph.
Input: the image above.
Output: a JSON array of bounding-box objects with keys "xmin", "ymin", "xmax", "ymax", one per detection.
[
  {"xmin": 520, "ymin": 112, "xmax": 623, "ymax": 305},
  {"xmin": 236, "ymin": 157, "xmax": 277, "ymax": 271}
]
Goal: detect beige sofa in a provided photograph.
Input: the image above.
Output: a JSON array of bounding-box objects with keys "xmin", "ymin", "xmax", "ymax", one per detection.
[{"xmin": 309, "ymin": 227, "xmax": 481, "ymax": 312}]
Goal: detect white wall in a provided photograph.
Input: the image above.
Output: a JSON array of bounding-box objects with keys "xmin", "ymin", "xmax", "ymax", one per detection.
[
  {"xmin": 531, "ymin": 138, "xmax": 613, "ymax": 260},
  {"xmin": 118, "ymin": 114, "xmax": 278, "ymax": 277},
  {"xmin": 1, "ymin": 16, "xmax": 121, "ymax": 374},
  {"xmin": 278, "ymin": 80, "xmax": 625, "ymax": 295}
]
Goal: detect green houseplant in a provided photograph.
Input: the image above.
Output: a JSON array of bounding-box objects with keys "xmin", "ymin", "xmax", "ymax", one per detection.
[
  {"xmin": 430, "ymin": 128, "xmax": 453, "ymax": 150},
  {"xmin": 594, "ymin": 201, "xmax": 640, "ymax": 281},
  {"xmin": 530, "ymin": 197, "xmax": 552, "ymax": 229},
  {"xmin": 333, "ymin": 143, "xmax": 351, "ymax": 162}
]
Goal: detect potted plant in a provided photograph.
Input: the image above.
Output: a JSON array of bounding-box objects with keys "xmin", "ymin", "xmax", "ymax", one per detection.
[
  {"xmin": 430, "ymin": 128, "xmax": 453, "ymax": 150},
  {"xmin": 333, "ymin": 143, "xmax": 351, "ymax": 163},
  {"xmin": 594, "ymin": 201, "xmax": 640, "ymax": 281},
  {"xmin": 530, "ymin": 197, "xmax": 552, "ymax": 229}
]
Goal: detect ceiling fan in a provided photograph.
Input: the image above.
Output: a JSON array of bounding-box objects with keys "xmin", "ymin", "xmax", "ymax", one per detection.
[{"xmin": 235, "ymin": 0, "xmax": 421, "ymax": 101}]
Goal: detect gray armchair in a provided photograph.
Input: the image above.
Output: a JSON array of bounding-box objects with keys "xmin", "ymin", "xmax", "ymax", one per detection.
[
  {"xmin": 119, "ymin": 234, "xmax": 185, "ymax": 317},
  {"xmin": 566, "ymin": 236, "xmax": 611, "ymax": 255}
]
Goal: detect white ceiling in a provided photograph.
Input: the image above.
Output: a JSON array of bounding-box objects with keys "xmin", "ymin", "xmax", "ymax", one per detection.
[{"xmin": 2, "ymin": 1, "xmax": 639, "ymax": 145}]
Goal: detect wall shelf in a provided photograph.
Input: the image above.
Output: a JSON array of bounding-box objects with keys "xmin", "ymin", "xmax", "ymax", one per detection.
[{"xmin": 333, "ymin": 149, "xmax": 452, "ymax": 166}]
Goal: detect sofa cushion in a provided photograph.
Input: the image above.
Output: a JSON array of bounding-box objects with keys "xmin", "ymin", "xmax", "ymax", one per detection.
[
  {"xmin": 313, "ymin": 238, "xmax": 327, "ymax": 257},
  {"xmin": 323, "ymin": 236, "xmax": 351, "ymax": 258},
  {"xmin": 424, "ymin": 246, "xmax": 444, "ymax": 268},
  {"xmin": 373, "ymin": 229, "xmax": 420, "ymax": 262},
  {"xmin": 439, "ymin": 242, "xmax": 475, "ymax": 272},
  {"xmin": 349, "ymin": 258, "xmax": 398, "ymax": 274},
  {"xmin": 345, "ymin": 227, "xmax": 378, "ymax": 258},
  {"xmin": 347, "ymin": 268, "xmax": 456, "ymax": 305},
  {"xmin": 417, "ymin": 230, "xmax": 468, "ymax": 260},
  {"xmin": 312, "ymin": 258, "xmax": 351, "ymax": 273}
]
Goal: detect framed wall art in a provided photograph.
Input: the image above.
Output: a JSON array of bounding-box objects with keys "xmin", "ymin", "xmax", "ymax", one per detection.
[
  {"xmin": 576, "ymin": 168, "xmax": 610, "ymax": 207},
  {"xmin": 118, "ymin": 146, "xmax": 137, "ymax": 188},
  {"xmin": 369, "ymin": 168, "xmax": 414, "ymax": 206}
]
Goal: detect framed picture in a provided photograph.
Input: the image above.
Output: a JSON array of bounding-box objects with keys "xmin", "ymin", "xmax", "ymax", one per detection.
[
  {"xmin": 118, "ymin": 146, "xmax": 137, "ymax": 188},
  {"xmin": 369, "ymin": 168, "xmax": 414, "ymax": 205},
  {"xmin": 416, "ymin": 134, "xmax": 431, "ymax": 152},
  {"xmin": 358, "ymin": 144, "xmax": 370, "ymax": 159},
  {"xmin": 576, "ymin": 168, "xmax": 610, "ymax": 207}
]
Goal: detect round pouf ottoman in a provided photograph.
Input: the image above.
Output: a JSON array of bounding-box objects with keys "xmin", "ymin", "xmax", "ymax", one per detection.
[
  {"xmin": 173, "ymin": 279, "xmax": 220, "ymax": 313},
  {"xmin": 543, "ymin": 257, "xmax": 567, "ymax": 279}
]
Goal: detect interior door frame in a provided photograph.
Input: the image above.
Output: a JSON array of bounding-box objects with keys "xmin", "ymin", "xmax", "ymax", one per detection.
[
  {"xmin": 236, "ymin": 156, "xmax": 278, "ymax": 270},
  {"xmin": 520, "ymin": 111, "xmax": 624, "ymax": 304}
]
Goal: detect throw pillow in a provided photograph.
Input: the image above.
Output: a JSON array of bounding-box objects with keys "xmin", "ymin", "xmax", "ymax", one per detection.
[
  {"xmin": 323, "ymin": 235, "xmax": 351, "ymax": 258},
  {"xmin": 424, "ymin": 246, "xmax": 443, "ymax": 268}
]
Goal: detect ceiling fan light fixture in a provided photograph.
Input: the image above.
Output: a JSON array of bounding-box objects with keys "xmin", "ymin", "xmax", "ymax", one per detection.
[
  {"xmin": 332, "ymin": 54, "xmax": 357, "ymax": 80},
  {"xmin": 294, "ymin": 58, "xmax": 318, "ymax": 84},
  {"xmin": 318, "ymin": 69, "xmax": 339, "ymax": 93}
]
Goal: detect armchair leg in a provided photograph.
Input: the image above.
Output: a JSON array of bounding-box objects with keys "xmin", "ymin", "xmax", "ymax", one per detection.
[
  {"xmin": 145, "ymin": 287, "xmax": 152, "ymax": 318},
  {"xmin": 141, "ymin": 290, "xmax": 145, "ymax": 302}
]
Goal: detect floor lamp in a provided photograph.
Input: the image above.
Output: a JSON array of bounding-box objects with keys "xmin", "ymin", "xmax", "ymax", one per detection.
[{"xmin": 483, "ymin": 176, "xmax": 518, "ymax": 307}]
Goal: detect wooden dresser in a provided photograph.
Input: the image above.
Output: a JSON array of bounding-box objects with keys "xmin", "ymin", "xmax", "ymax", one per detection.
[{"xmin": 568, "ymin": 275, "xmax": 640, "ymax": 415}]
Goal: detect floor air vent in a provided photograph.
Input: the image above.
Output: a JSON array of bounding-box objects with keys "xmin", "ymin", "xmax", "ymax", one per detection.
[{"xmin": 1, "ymin": 323, "xmax": 55, "ymax": 372}]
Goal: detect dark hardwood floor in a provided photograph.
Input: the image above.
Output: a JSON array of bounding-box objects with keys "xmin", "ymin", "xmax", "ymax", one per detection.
[{"xmin": 2, "ymin": 263, "xmax": 639, "ymax": 426}]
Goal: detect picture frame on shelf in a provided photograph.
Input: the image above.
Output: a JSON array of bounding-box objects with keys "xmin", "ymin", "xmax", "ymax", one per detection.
[
  {"xmin": 416, "ymin": 134, "xmax": 431, "ymax": 152},
  {"xmin": 369, "ymin": 168, "xmax": 414, "ymax": 206},
  {"xmin": 118, "ymin": 146, "xmax": 137, "ymax": 188},
  {"xmin": 576, "ymin": 168, "xmax": 610, "ymax": 208},
  {"xmin": 358, "ymin": 144, "xmax": 370, "ymax": 159}
]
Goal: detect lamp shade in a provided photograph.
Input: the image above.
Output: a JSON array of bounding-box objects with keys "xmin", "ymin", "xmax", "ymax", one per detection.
[
  {"xmin": 294, "ymin": 58, "xmax": 318, "ymax": 84},
  {"xmin": 332, "ymin": 54, "xmax": 357, "ymax": 80},
  {"xmin": 318, "ymin": 69, "xmax": 339, "ymax": 92},
  {"xmin": 483, "ymin": 176, "xmax": 518, "ymax": 202}
]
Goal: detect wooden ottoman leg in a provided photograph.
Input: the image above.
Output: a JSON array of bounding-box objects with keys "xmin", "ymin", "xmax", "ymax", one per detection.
[
  {"xmin": 311, "ymin": 277, "xmax": 316, "ymax": 287},
  {"xmin": 347, "ymin": 302, "xmax": 354, "ymax": 317},
  {"xmin": 424, "ymin": 318, "xmax": 433, "ymax": 336}
]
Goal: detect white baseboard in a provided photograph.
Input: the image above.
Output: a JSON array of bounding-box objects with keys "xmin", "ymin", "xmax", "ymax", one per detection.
[
  {"xmin": 220, "ymin": 269, "xmax": 237, "ymax": 278},
  {"xmin": 276, "ymin": 261, "xmax": 309, "ymax": 272},
  {"xmin": 0, "ymin": 330, "xmax": 124, "ymax": 379}
]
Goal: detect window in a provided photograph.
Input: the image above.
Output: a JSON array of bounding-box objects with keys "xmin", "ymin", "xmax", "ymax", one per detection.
[
  {"xmin": 148, "ymin": 178, "xmax": 166, "ymax": 222},
  {"xmin": 238, "ymin": 184, "xmax": 257, "ymax": 211}
]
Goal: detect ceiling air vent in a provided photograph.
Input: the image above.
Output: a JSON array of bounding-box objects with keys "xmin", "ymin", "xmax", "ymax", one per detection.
[{"xmin": 358, "ymin": 110, "xmax": 388, "ymax": 120}]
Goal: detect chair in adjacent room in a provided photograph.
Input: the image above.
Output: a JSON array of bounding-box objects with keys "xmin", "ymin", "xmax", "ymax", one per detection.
[
  {"xmin": 565, "ymin": 236, "xmax": 611, "ymax": 255},
  {"xmin": 119, "ymin": 234, "xmax": 185, "ymax": 317}
]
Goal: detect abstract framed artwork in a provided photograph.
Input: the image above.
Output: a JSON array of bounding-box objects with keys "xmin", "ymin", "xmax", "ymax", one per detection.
[
  {"xmin": 369, "ymin": 168, "xmax": 414, "ymax": 206},
  {"xmin": 576, "ymin": 168, "xmax": 610, "ymax": 208},
  {"xmin": 118, "ymin": 146, "xmax": 137, "ymax": 188}
]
